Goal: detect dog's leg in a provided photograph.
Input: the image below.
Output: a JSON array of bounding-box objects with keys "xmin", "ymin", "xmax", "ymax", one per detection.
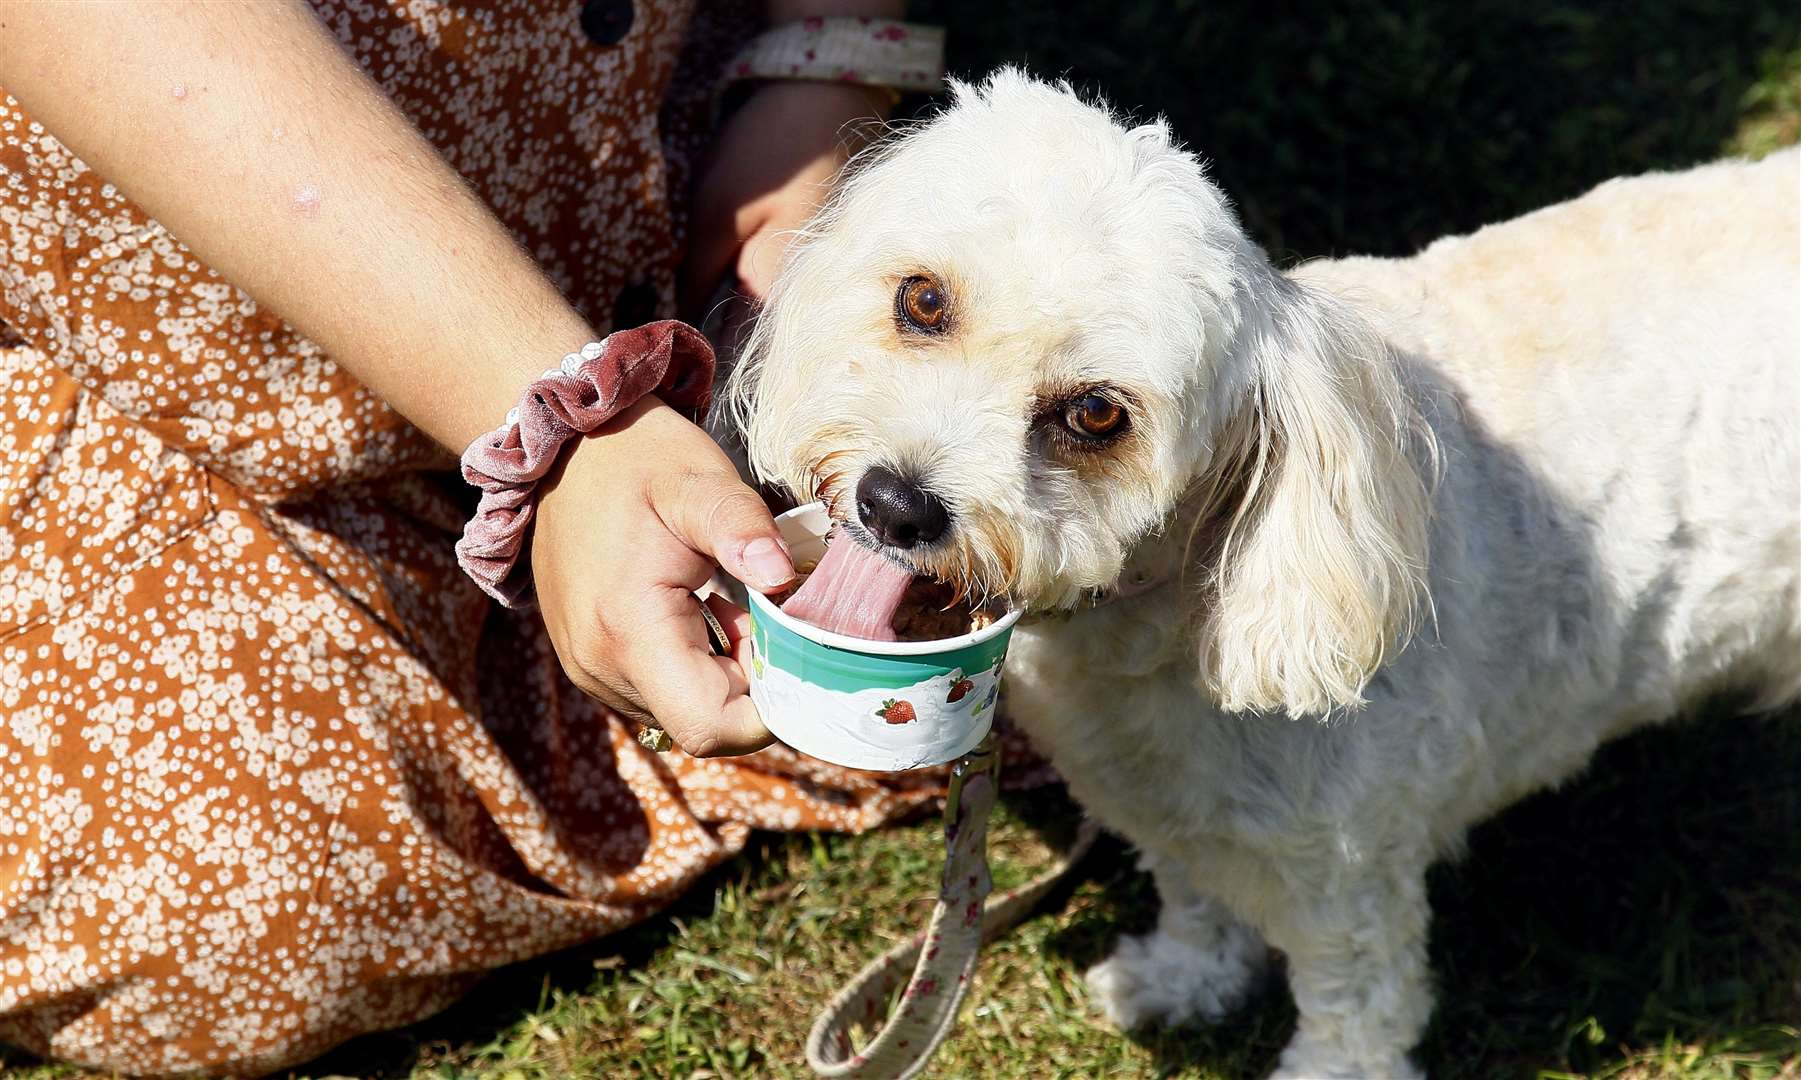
[
  {"xmin": 1266, "ymin": 864, "xmax": 1433, "ymax": 1080},
  {"xmin": 1084, "ymin": 852, "xmax": 1270, "ymax": 1029}
]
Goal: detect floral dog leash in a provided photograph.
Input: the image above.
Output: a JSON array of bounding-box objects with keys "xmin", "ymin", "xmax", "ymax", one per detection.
[{"xmin": 806, "ymin": 737, "xmax": 1101, "ymax": 1078}]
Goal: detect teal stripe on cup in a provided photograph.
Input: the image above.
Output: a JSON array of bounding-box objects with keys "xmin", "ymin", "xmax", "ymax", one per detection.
[{"xmin": 753, "ymin": 604, "xmax": 1009, "ymax": 693}]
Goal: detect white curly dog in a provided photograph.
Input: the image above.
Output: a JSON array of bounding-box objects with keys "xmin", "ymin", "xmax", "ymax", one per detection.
[{"xmin": 726, "ymin": 70, "xmax": 1801, "ymax": 1077}]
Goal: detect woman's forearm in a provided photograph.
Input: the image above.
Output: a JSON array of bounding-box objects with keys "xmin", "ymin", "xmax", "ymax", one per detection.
[{"xmin": 1, "ymin": 0, "xmax": 589, "ymax": 452}]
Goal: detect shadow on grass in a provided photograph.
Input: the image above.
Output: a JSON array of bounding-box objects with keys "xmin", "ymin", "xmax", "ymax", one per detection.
[
  {"xmin": 1420, "ymin": 706, "xmax": 1801, "ymax": 1077},
  {"xmin": 910, "ymin": 0, "xmax": 1800, "ymax": 260},
  {"xmin": 1027, "ymin": 706, "xmax": 1801, "ymax": 1078}
]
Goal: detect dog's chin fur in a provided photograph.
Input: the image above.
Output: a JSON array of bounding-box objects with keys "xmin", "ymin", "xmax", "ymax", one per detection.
[{"xmin": 728, "ymin": 68, "xmax": 1801, "ymax": 1077}]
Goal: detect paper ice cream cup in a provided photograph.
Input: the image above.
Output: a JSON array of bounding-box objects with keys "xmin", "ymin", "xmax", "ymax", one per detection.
[{"xmin": 745, "ymin": 503, "xmax": 1022, "ymax": 772}]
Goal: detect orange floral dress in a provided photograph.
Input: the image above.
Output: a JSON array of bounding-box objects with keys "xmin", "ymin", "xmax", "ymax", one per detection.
[{"xmin": 0, "ymin": 2, "xmax": 1009, "ymax": 1075}]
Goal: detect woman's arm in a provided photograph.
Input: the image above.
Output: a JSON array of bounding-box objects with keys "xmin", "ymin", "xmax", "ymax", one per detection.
[
  {"xmin": 1, "ymin": 0, "xmax": 793, "ymax": 756},
  {"xmin": 1, "ymin": 0, "xmax": 576, "ymax": 451},
  {"xmin": 684, "ymin": 0, "xmax": 908, "ymax": 303}
]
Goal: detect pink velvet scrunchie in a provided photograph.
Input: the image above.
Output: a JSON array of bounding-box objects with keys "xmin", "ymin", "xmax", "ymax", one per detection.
[{"xmin": 456, "ymin": 319, "xmax": 717, "ymax": 608}]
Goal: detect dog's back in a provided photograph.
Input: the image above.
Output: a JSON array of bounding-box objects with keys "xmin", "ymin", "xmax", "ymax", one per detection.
[{"xmin": 1298, "ymin": 147, "xmax": 1801, "ymax": 723}]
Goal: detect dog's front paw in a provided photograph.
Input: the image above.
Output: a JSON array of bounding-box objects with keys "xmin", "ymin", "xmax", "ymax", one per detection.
[{"xmin": 1083, "ymin": 924, "xmax": 1266, "ymax": 1030}]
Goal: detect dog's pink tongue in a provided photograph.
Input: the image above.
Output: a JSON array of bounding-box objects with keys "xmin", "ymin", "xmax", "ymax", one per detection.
[{"xmin": 781, "ymin": 530, "xmax": 912, "ymax": 641}]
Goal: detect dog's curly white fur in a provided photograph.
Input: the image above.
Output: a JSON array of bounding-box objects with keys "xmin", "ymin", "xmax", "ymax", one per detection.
[{"xmin": 727, "ymin": 70, "xmax": 1801, "ymax": 1076}]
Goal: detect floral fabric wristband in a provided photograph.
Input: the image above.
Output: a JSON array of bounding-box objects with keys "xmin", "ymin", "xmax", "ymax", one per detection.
[
  {"xmin": 456, "ymin": 320, "xmax": 716, "ymax": 608},
  {"xmin": 718, "ymin": 16, "xmax": 946, "ymax": 111}
]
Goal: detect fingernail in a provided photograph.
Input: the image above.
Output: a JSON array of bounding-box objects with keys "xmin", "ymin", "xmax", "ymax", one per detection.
[{"xmin": 742, "ymin": 536, "xmax": 794, "ymax": 589}]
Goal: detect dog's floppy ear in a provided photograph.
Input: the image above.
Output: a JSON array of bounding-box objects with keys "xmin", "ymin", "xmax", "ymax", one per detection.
[{"xmin": 1191, "ymin": 277, "xmax": 1434, "ymax": 717}]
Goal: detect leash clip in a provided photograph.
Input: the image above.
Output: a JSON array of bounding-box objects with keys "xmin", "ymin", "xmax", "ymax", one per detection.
[{"xmin": 943, "ymin": 734, "xmax": 1000, "ymax": 830}]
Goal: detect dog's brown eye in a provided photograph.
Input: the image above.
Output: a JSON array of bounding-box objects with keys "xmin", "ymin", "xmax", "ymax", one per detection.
[
  {"xmin": 1064, "ymin": 393, "xmax": 1125, "ymax": 440},
  {"xmin": 896, "ymin": 275, "xmax": 949, "ymax": 333}
]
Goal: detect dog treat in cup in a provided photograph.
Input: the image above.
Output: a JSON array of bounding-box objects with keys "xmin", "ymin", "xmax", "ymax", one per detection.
[{"xmin": 744, "ymin": 503, "xmax": 1022, "ymax": 771}]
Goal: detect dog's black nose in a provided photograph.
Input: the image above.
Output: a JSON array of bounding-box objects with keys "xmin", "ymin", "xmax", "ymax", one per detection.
[{"xmin": 856, "ymin": 466, "xmax": 949, "ymax": 549}]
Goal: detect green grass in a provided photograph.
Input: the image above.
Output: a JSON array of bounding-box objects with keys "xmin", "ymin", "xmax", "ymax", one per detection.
[
  {"xmin": 5, "ymin": 714, "xmax": 1796, "ymax": 1078},
  {"xmin": 312, "ymin": 714, "xmax": 1801, "ymax": 1078},
  {"xmin": 382, "ymin": 710, "xmax": 1792, "ymax": 1080},
  {"xmin": 6, "ymin": 2, "xmax": 1800, "ymax": 1078}
]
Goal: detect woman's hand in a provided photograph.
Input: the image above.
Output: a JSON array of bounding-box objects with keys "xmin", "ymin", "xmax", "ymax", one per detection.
[
  {"xmin": 532, "ymin": 397, "xmax": 795, "ymax": 757},
  {"xmin": 685, "ymin": 79, "xmax": 893, "ymax": 307}
]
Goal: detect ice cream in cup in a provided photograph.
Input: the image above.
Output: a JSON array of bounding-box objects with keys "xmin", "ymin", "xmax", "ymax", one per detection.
[{"xmin": 745, "ymin": 503, "xmax": 1022, "ymax": 771}]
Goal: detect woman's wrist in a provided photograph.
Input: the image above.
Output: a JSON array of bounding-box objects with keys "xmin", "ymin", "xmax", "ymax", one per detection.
[
  {"xmin": 429, "ymin": 308, "xmax": 604, "ymax": 453},
  {"xmin": 456, "ymin": 320, "xmax": 717, "ymax": 606}
]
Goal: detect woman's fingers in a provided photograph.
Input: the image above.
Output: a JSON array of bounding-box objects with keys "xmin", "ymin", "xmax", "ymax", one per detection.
[
  {"xmin": 703, "ymin": 592, "xmax": 754, "ymax": 648},
  {"xmin": 533, "ymin": 404, "xmax": 783, "ymax": 758},
  {"xmin": 621, "ymin": 585, "xmax": 771, "ymax": 757},
  {"xmin": 703, "ymin": 594, "xmax": 767, "ymax": 703},
  {"xmin": 652, "ymin": 466, "xmax": 795, "ymax": 593}
]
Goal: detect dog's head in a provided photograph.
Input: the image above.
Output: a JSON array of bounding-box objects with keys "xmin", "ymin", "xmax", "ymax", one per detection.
[{"xmin": 729, "ymin": 69, "xmax": 1434, "ymax": 716}]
